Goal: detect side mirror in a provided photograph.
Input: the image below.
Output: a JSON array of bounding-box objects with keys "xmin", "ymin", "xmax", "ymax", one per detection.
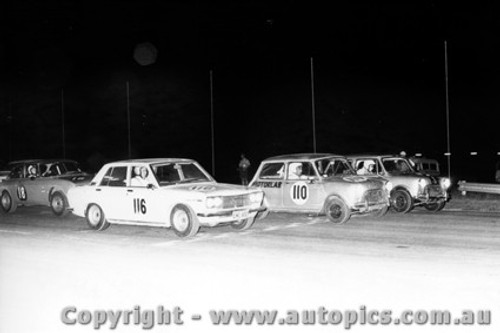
[{"xmin": 147, "ymin": 183, "xmax": 156, "ymax": 190}]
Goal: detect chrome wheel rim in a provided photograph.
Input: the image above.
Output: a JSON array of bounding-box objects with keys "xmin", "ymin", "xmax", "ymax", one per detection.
[
  {"xmin": 328, "ymin": 204, "xmax": 342, "ymax": 219},
  {"xmin": 172, "ymin": 210, "xmax": 189, "ymax": 232},
  {"xmin": 52, "ymin": 196, "xmax": 64, "ymax": 212},
  {"xmin": 1, "ymin": 194, "xmax": 10, "ymax": 210},
  {"xmin": 88, "ymin": 206, "xmax": 101, "ymax": 226}
]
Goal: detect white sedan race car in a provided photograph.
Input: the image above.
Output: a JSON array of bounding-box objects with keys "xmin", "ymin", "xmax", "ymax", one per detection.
[{"xmin": 67, "ymin": 158, "xmax": 267, "ymax": 237}]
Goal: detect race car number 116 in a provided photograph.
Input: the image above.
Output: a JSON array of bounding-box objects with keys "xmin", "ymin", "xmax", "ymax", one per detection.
[{"xmin": 133, "ymin": 198, "xmax": 147, "ymax": 214}]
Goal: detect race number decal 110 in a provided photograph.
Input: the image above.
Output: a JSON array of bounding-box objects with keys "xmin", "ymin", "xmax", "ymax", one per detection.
[{"xmin": 290, "ymin": 181, "xmax": 309, "ymax": 205}]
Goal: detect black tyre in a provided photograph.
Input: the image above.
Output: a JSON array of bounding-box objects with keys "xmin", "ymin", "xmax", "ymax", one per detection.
[
  {"xmin": 170, "ymin": 204, "xmax": 200, "ymax": 237},
  {"xmin": 373, "ymin": 205, "xmax": 389, "ymax": 218},
  {"xmin": 424, "ymin": 201, "xmax": 446, "ymax": 212},
  {"xmin": 85, "ymin": 204, "xmax": 110, "ymax": 231},
  {"xmin": 324, "ymin": 197, "xmax": 351, "ymax": 224},
  {"xmin": 390, "ymin": 189, "xmax": 413, "ymax": 213},
  {"xmin": 1, "ymin": 191, "xmax": 17, "ymax": 214},
  {"xmin": 50, "ymin": 192, "xmax": 69, "ymax": 216},
  {"xmin": 231, "ymin": 216, "xmax": 256, "ymax": 231}
]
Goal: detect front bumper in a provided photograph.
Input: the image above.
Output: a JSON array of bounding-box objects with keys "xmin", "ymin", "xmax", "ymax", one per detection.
[
  {"xmin": 352, "ymin": 202, "xmax": 389, "ymax": 214},
  {"xmin": 415, "ymin": 185, "xmax": 449, "ymax": 204},
  {"xmin": 197, "ymin": 206, "xmax": 267, "ymax": 226}
]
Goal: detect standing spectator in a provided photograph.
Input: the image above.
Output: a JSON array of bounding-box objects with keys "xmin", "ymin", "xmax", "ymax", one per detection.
[{"xmin": 238, "ymin": 154, "xmax": 251, "ymax": 185}]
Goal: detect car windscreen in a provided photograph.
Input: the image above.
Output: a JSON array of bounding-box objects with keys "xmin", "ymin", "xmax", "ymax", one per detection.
[
  {"xmin": 316, "ymin": 158, "xmax": 355, "ymax": 177},
  {"xmin": 62, "ymin": 162, "xmax": 82, "ymax": 173},
  {"xmin": 382, "ymin": 158, "xmax": 414, "ymax": 175},
  {"xmin": 152, "ymin": 163, "xmax": 210, "ymax": 185}
]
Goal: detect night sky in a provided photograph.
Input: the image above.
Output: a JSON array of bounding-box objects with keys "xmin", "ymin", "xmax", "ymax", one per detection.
[{"xmin": 1, "ymin": 1, "xmax": 499, "ymax": 182}]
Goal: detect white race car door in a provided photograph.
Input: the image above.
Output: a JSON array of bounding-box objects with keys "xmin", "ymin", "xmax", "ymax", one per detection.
[
  {"xmin": 282, "ymin": 162, "xmax": 324, "ymax": 212},
  {"xmin": 125, "ymin": 165, "xmax": 164, "ymax": 224},
  {"xmin": 96, "ymin": 166, "xmax": 129, "ymax": 221},
  {"xmin": 250, "ymin": 162, "xmax": 285, "ymax": 209}
]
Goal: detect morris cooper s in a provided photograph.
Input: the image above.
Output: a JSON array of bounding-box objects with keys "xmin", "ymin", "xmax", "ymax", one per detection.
[
  {"xmin": 66, "ymin": 158, "xmax": 267, "ymax": 237},
  {"xmin": 248, "ymin": 154, "xmax": 391, "ymax": 224},
  {"xmin": 348, "ymin": 154, "xmax": 451, "ymax": 213},
  {"xmin": 0, "ymin": 159, "xmax": 92, "ymax": 215}
]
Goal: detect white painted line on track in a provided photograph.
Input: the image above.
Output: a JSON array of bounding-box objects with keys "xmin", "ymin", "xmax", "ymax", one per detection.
[
  {"xmin": 0, "ymin": 229, "xmax": 32, "ymax": 235},
  {"xmin": 263, "ymin": 226, "xmax": 280, "ymax": 231},
  {"xmin": 213, "ymin": 234, "xmax": 230, "ymax": 239},
  {"xmin": 152, "ymin": 240, "xmax": 183, "ymax": 247}
]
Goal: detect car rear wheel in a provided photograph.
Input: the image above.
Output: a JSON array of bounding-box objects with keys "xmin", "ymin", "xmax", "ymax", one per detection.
[
  {"xmin": 390, "ymin": 189, "xmax": 413, "ymax": 213},
  {"xmin": 231, "ymin": 216, "xmax": 256, "ymax": 231},
  {"xmin": 324, "ymin": 197, "xmax": 351, "ymax": 224},
  {"xmin": 424, "ymin": 201, "xmax": 446, "ymax": 212},
  {"xmin": 86, "ymin": 204, "xmax": 110, "ymax": 231},
  {"xmin": 50, "ymin": 192, "xmax": 68, "ymax": 216},
  {"xmin": 1, "ymin": 191, "xmax": 16, "ymax": 214},
  {"xmin": 170, "ymin": 204, "xmax": 200, "ymax": 238}
]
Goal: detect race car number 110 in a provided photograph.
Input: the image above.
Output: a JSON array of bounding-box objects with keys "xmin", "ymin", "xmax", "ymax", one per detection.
[{"xmin": 290, "ymin": 182, "xmax": 309, "ymax": 205}]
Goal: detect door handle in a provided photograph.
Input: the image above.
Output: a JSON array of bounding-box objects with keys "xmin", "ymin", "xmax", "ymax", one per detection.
[
  {"xmin": 127, "ymin": 189, "xmax": 134, "ymax": 193},
  {"xmin": 96, "ymin": 189, "xmax": 101, "ymax": 192}
]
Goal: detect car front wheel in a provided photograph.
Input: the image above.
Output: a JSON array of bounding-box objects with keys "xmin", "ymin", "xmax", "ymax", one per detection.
[
  {"xmin": 50, "ymin": 192, "xmax": 68, "ymax": 216},
  {"xmin": 324, "ymin": 197, "xmax": 351, "ymax": 224},
  {"xmin": 231, "ymin": 216, "xmax": 256, "ymax": 231},
  {"xmin": 86, "ymin": 204, "xmax": 110, "ymax": 231},
  {"xmin": 1, "ymin": 191, "xmax": 17, "ymax": 214},
  {"xmin": 170, "ymin": 204, "xmax": 200, "ymax": 238},
  {"xmin": 390, "ymin": 189, "xmax": 413, "ymax": 213},
  {"xmin": 373, "ymin": 205, "xmax": 389, "ymax": 218},
  {"xmin": 424, "ymin": 201, "xmax": 446, "ymax": 212}
]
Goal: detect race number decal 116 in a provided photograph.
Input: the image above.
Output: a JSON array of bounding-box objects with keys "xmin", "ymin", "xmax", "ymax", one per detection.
[
  {"xmin": 133, "ymin": 198, "xmax": 147, "ymax": 214},
  {"xmin": 290, "ymin": 181, "xmax": 309, "ymax": 205}
]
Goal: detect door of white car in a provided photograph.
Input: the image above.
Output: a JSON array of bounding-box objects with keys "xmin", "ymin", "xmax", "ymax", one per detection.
[
  {"xmin": 125, "ymin": 165, "xmax": 165, "ymax": 224},
  {"xmin": 282, "ymin": 162, "xmax": 324, "ymax": 211},
  {"xmin": 95, "ymin": 166, "xmax": 129, "ymax": 221},
  {"xmin": 250, "ymin": 162, "xmax": 285, "ymax": 209}
]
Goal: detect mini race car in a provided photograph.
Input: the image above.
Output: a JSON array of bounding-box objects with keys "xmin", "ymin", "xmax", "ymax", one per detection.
[
  {"xmin": 249, "ymin": 153, "xmax": 391, "ymax": 224},
  {"xmin": 66, "ymin": 158, "xmax": 268, "ymax": 237},
  {"xmin": 348, "ymin": 154, "xmax": 451, "ymax": 213},
  {"xmin": 0, "ymin": 159, "xmax": 92, "ymax": 215}
]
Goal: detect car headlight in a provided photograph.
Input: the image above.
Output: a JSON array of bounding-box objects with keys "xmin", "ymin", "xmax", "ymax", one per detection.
[
  {"xmin": 440, "ymin": 177, "xmax": 451, "ymax": 189},
  {"xmin": 206, "ymin": 196, "xmax": 223, "ymax": 209},
  {"xmin": 249, "ymin": 192, "xmax": 264, "ymax": 205},
  {"xmin": 384, "ymin": 181, "xmax": 393, "ymax": 193}
]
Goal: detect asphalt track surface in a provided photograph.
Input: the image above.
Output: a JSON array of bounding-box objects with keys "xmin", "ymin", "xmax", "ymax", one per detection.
[{"xmin": 1, "ymin": 206, "xmax": 499, "ymax": 333}]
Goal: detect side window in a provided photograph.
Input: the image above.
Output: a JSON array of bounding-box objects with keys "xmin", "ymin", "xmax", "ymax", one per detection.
[
  {"xmin": 100, "ymin": 167, "xmax": 127, "ymax": 187},
  {"xmin": 27, "ymin": 164, "xmax": 39, "ymax": 177},
  {"xmin": 259, "ymin": 163, "xmax": 285, "ymax": 179},
  {"xmin": 301, "ymin": 162, "xmax": 316, "ymax": 178},
  {"xmin": 356, "ymin": 159, "xmax": 378, "ymax": 175},
  {"xmin": 9, "ymin": 165, "xmax": 24, "ymax": 179},
  {"xmin": 287, "ymin": 162, "xmax": 316, "ymax": 179}
]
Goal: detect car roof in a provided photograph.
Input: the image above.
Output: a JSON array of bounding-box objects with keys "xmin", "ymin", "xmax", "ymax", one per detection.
[
  {"xmin": 262, "ymin": 153, "xmax": 345, "ymax": 162},
  {"xmin": 347, "ymin": 154, "xmax": 401, "ymax": 159},
  {"xmin": 108, "ymin": 158, "xmax": 196, "ymax": 165},
  {"xmin": 410, "ymin": 157, "xmax": 439, "ymax": 163},
  {"xmin": 8, "ymin": 159, "xmax": 79, "ymax": 164}
]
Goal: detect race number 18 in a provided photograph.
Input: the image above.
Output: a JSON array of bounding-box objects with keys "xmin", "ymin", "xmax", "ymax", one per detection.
[{"xmin": 133, "ymin": 198, "xmax": 147, "ymax": 214}]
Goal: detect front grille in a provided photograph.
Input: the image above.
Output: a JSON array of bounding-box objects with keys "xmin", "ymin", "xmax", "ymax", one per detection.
[
  {"xmin": 425, "ymin": 184, "xmax": 444, "ymax": 197},
  {"xmin": 364, "ymin": 189, "xmax": 385, "ymax": 204},
  {"xmin": 222, "ymin": 194, "xmax": 251, "ymax": 209}
]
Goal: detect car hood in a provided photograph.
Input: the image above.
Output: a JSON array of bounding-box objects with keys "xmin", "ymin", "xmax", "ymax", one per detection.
[
  {"xmin": 166, "ymin": 182, "xmax": 260, "ymax": 196},
  {"xmin": 325, "ymin": 175, "xmax": 386, "ymax": 189},
  {"xmin": 58, "ymin": 173, "xmax": 94, "ymax": 184}
]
